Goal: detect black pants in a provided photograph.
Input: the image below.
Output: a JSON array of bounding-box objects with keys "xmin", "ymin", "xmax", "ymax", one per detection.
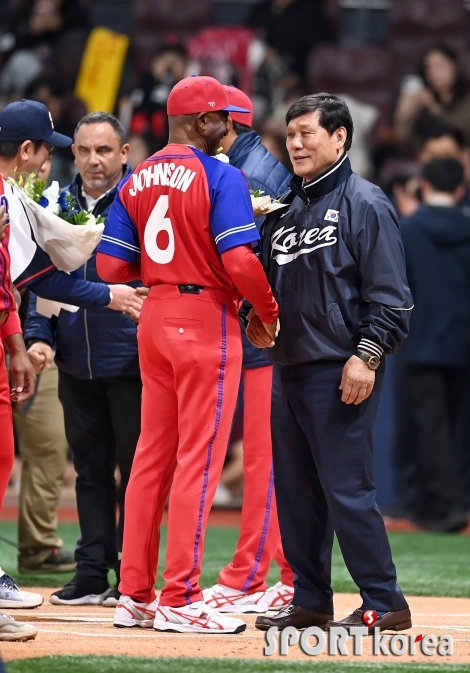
[
  {"xmin": 58, "ymin": 371, "xmax": 141, "ymax": 580},
  {"xmin": 271, "ymin": 361, "xmax": 408, "ymax": 615},
  {"xmin": 407, "ymin": 365, "xmax": 468, "ymax": 521}
]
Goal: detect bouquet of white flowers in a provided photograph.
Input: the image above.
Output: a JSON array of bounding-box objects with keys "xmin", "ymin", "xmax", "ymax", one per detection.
[
  {"xmin": 11, "ymin": 175, "xmax": 107, "ymax": 317},
  {"xmin": 11, "ymin": 176, "xmax": 105, "ymax": 273}
]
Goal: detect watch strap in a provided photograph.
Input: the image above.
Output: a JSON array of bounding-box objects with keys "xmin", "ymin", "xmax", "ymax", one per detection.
[{"xmin": 355, "ymin": 350, "xmax": 372, "ymax": 365}]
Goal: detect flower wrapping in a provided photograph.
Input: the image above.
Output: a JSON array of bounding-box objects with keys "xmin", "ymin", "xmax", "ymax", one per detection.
[
  {"xmin": 10, "ymin": 181, "xmax": 104, "ymax": 273},
  {"xmin": 250, "ymin": 189, "xmax": 288, "ymax": 215}
]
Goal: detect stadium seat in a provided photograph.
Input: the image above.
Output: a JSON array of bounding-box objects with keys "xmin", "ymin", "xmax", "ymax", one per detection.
[
  {"xmin": 186, "ymin": 27, "xmax": 256, "ymax": 94},
  {"xmin": 388, "ymin": 0, "xmax": 468, "ymax": 41},
  {"xmin": 307, "ymin": 45, "xmax": 392, "ymax": 128},
  {"xmin": 132, "ymin": 0, "xmax": 214, "ymax": 79},
  {"xmin": 133, "ymin": 0, "xmax": 214, "ymax": 33}
]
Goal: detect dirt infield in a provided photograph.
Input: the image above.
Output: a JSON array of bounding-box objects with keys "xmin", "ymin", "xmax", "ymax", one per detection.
[{"xmin": 1, "ymin": 590, "xmax": 469, "ymax": 664}]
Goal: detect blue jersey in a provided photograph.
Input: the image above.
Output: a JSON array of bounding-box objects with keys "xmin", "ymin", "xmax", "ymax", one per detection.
[{"xmin": 98, "ymin": 144, "xmax": 259, "ymax": 291}]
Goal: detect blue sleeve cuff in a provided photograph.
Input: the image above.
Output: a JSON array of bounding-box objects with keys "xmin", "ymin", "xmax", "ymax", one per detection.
[
  {"xmin": 215, "ymin": 225, "xmax": 260, "ymax": 254},
  {"xmin": 97, "ymin": 193, "xmax": 140, "ymax": 263},
  {"xmin": 97, "ymin": 236, "xmax": 140, "ymax": 263}
]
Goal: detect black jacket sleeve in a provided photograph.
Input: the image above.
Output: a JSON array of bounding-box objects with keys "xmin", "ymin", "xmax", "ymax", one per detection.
[{"xmin": 353, "ymin": 199, "xmax": 413, "ymax": 355}]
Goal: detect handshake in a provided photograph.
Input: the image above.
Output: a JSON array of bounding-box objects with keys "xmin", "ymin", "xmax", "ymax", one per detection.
[
  {"xmin": 106, "ymin": 285, "xmax": 149, "ymax": 323},
  {"xmin": 245, "ymin": 309, "xmax": 280, "ymax": 349}
]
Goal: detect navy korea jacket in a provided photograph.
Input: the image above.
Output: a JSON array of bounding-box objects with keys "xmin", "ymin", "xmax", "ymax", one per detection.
[{"xmin": 260, "ymin": 154, "xmax": 413, "ymax": 366}]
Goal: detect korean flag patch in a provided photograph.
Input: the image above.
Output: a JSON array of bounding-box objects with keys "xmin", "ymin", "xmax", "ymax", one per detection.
[{"xmin": 325, "ymin": 209, "xmax": 339, "ymax": 222}]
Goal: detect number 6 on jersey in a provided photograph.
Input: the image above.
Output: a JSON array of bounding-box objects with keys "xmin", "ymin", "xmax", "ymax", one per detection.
[{"xmin": 144, "ymin": 195, "xmax": 175, "ymax": 265}]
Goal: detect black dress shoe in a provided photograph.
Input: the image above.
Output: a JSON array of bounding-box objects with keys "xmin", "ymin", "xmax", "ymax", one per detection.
[
  {"xmin": 255, "ymin": 604, "xmax": 333, "ymax": 631},
  {"xmin": 326, "ymin": 607, "xmax": 412, "ymax": 634},
  {"xmin": 49, "ymin": 576, "xmax": 110, "ymax": 606}
]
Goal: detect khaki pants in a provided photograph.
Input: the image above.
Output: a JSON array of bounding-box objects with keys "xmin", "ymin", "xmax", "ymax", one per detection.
[{"xmin": 14, "ymin": 361, "xmax": 68, "ymax": 568}]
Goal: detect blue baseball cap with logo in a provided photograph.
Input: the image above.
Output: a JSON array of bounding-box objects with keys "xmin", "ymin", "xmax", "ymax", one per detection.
[{"xmin": 0, "ymin": 99, "xmax": 72, "ymax": 147}]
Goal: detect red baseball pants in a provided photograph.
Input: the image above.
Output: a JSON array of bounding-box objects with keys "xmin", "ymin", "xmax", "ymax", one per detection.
[
  {"xmin": 0, "ymin": 341, "xmax": 15, "ymax": 511},
  {"xmin": 119, "ymin": 285, "xmax": 242, "ymax": 606},
  {"xmin": 218, "ymin": 365, "xmax": 293, "ymax": 592}
]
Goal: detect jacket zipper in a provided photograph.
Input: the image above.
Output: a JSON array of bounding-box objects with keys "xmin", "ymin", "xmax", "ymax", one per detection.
[{"xmin": 83, "ymin": 260, "xmax": 93, "ymax": 379}]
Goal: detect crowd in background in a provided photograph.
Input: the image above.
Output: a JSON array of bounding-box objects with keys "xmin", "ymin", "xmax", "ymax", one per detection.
[
  {"xmin": 2, "ymin": 1, "xmax": 470, "ymax": 188},
  {"xmin": 1, "ymin": 0, "xmax": 470, "ymax": 542}
]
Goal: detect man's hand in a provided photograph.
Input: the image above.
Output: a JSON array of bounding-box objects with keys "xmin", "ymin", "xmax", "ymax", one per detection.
[
  {"xmin": 0, "ymin": 204, "xmax": 7, "ymax": 242},
  {"xmin": 27, "ymin": 342, "xmax": 53, "ymax": 375},
  {"xmin": 123, "ymin": 286, "xmax": 149, "ymax": 323},
  {"xmin": 246, "ymin": 309, "xmax": 279, "ymax": 348},
  {"xmin": 4, "ymin": 334, "xmax": 36, "ymax": 404},
  {"xmin": 107, "ymin": 285, "xmax": 144, "ymax": 314},
  {"xmin": 339, "ymin": 354, "xmax": 375, "ymax": 405}
]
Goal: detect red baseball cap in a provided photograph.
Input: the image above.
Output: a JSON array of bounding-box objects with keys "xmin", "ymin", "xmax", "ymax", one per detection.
[
  {"xmin": 224, "ymin": 86, "xmax": 254, "ymax": 127},
  {"xmin": 167, "ymin": 75, "xmax": 251, "ymax": 116}
]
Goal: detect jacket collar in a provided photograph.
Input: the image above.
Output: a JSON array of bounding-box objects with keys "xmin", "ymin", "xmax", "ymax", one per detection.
[
  {"xmin": 69, "ymin": 164, "xmax": 132, "ymax": 211},
  {"xmin": 289, "ymin": 153, "xmax": 352, "ymax": 204},
  {"xmin": 227, "ymin": 131, "xmax": 261, "ymax": 163}
]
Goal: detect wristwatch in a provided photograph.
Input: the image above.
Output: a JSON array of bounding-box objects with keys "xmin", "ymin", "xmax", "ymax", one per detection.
[{"xmin": 355, "ymin": 350, "xmax": 380, "ymax": 370}]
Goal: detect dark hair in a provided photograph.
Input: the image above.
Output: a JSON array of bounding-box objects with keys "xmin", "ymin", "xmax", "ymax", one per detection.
[
  {"xmin": 74, "ymin": 112, "xmax": 126, "ymax": 145},
  {"xmin": 420, "ymin": 122, "xmax": 465, "ymax": 149},
  {"xmin": 286, "ymin": 93, "xmax": 354, "ymax": 151},
  {"xmin": 0, "ymin": 139, "xmax": 44, "ymax": 159},
  {"xmin": 422, "ymin": 157, "xmax": 464, "ymax": 193},
  {"xmin": 419, "ymin": 43, "xmax": 467, "ymax": 105},
  {"xmin": 232, "ymin": 121, "xmax": 252, "ymax": 136},
  {"xmin": 152, "ymin": 41, "xmax": 187, "ymax": 60},
  {"xmin": 25, "ymin": 76, "xmax": 68, "ymax": 100}
]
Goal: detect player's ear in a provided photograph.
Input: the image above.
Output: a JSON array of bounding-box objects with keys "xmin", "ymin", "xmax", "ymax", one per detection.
[
  {"xmin": 19, "ymin": 140, "xmax": 32, "ymax": 162},
  {"xmin": 195, "ymin": 113, "xmax": 208, "ymax": 134}
]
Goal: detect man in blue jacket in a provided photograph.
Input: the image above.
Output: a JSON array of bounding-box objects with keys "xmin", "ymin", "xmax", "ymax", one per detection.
[
  {"xmin": 204, "ymin": 87, "xmax": 295, "ymax": 613},
  {"xmin": 400, "ymin": 157, "xmax": 470, "ymax": 533},
  {"xmin": 24, "ymin": 112, "xmax": 142, "ymax": 607},
  {"xmin": 251, "ymin": 94, "xmax": 414, "ymax": 633}
]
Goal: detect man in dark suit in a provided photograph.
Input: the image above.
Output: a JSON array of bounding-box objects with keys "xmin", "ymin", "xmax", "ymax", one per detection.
[{"xmin": 399, "ymin": 157, "xmax": 470, "ymax": 533}]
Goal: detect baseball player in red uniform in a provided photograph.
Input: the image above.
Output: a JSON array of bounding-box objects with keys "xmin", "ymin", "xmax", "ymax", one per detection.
[
  {"xmin": 0, "ymin": 200, "xmax": 18, "ymax": 509},
  {"xmin": 0, "ymin": 189, "xmax": 35, "ymax": 510},
  {"xmin": 96, "ymin": 75, "xmax": 279, "ymax": 634}
]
